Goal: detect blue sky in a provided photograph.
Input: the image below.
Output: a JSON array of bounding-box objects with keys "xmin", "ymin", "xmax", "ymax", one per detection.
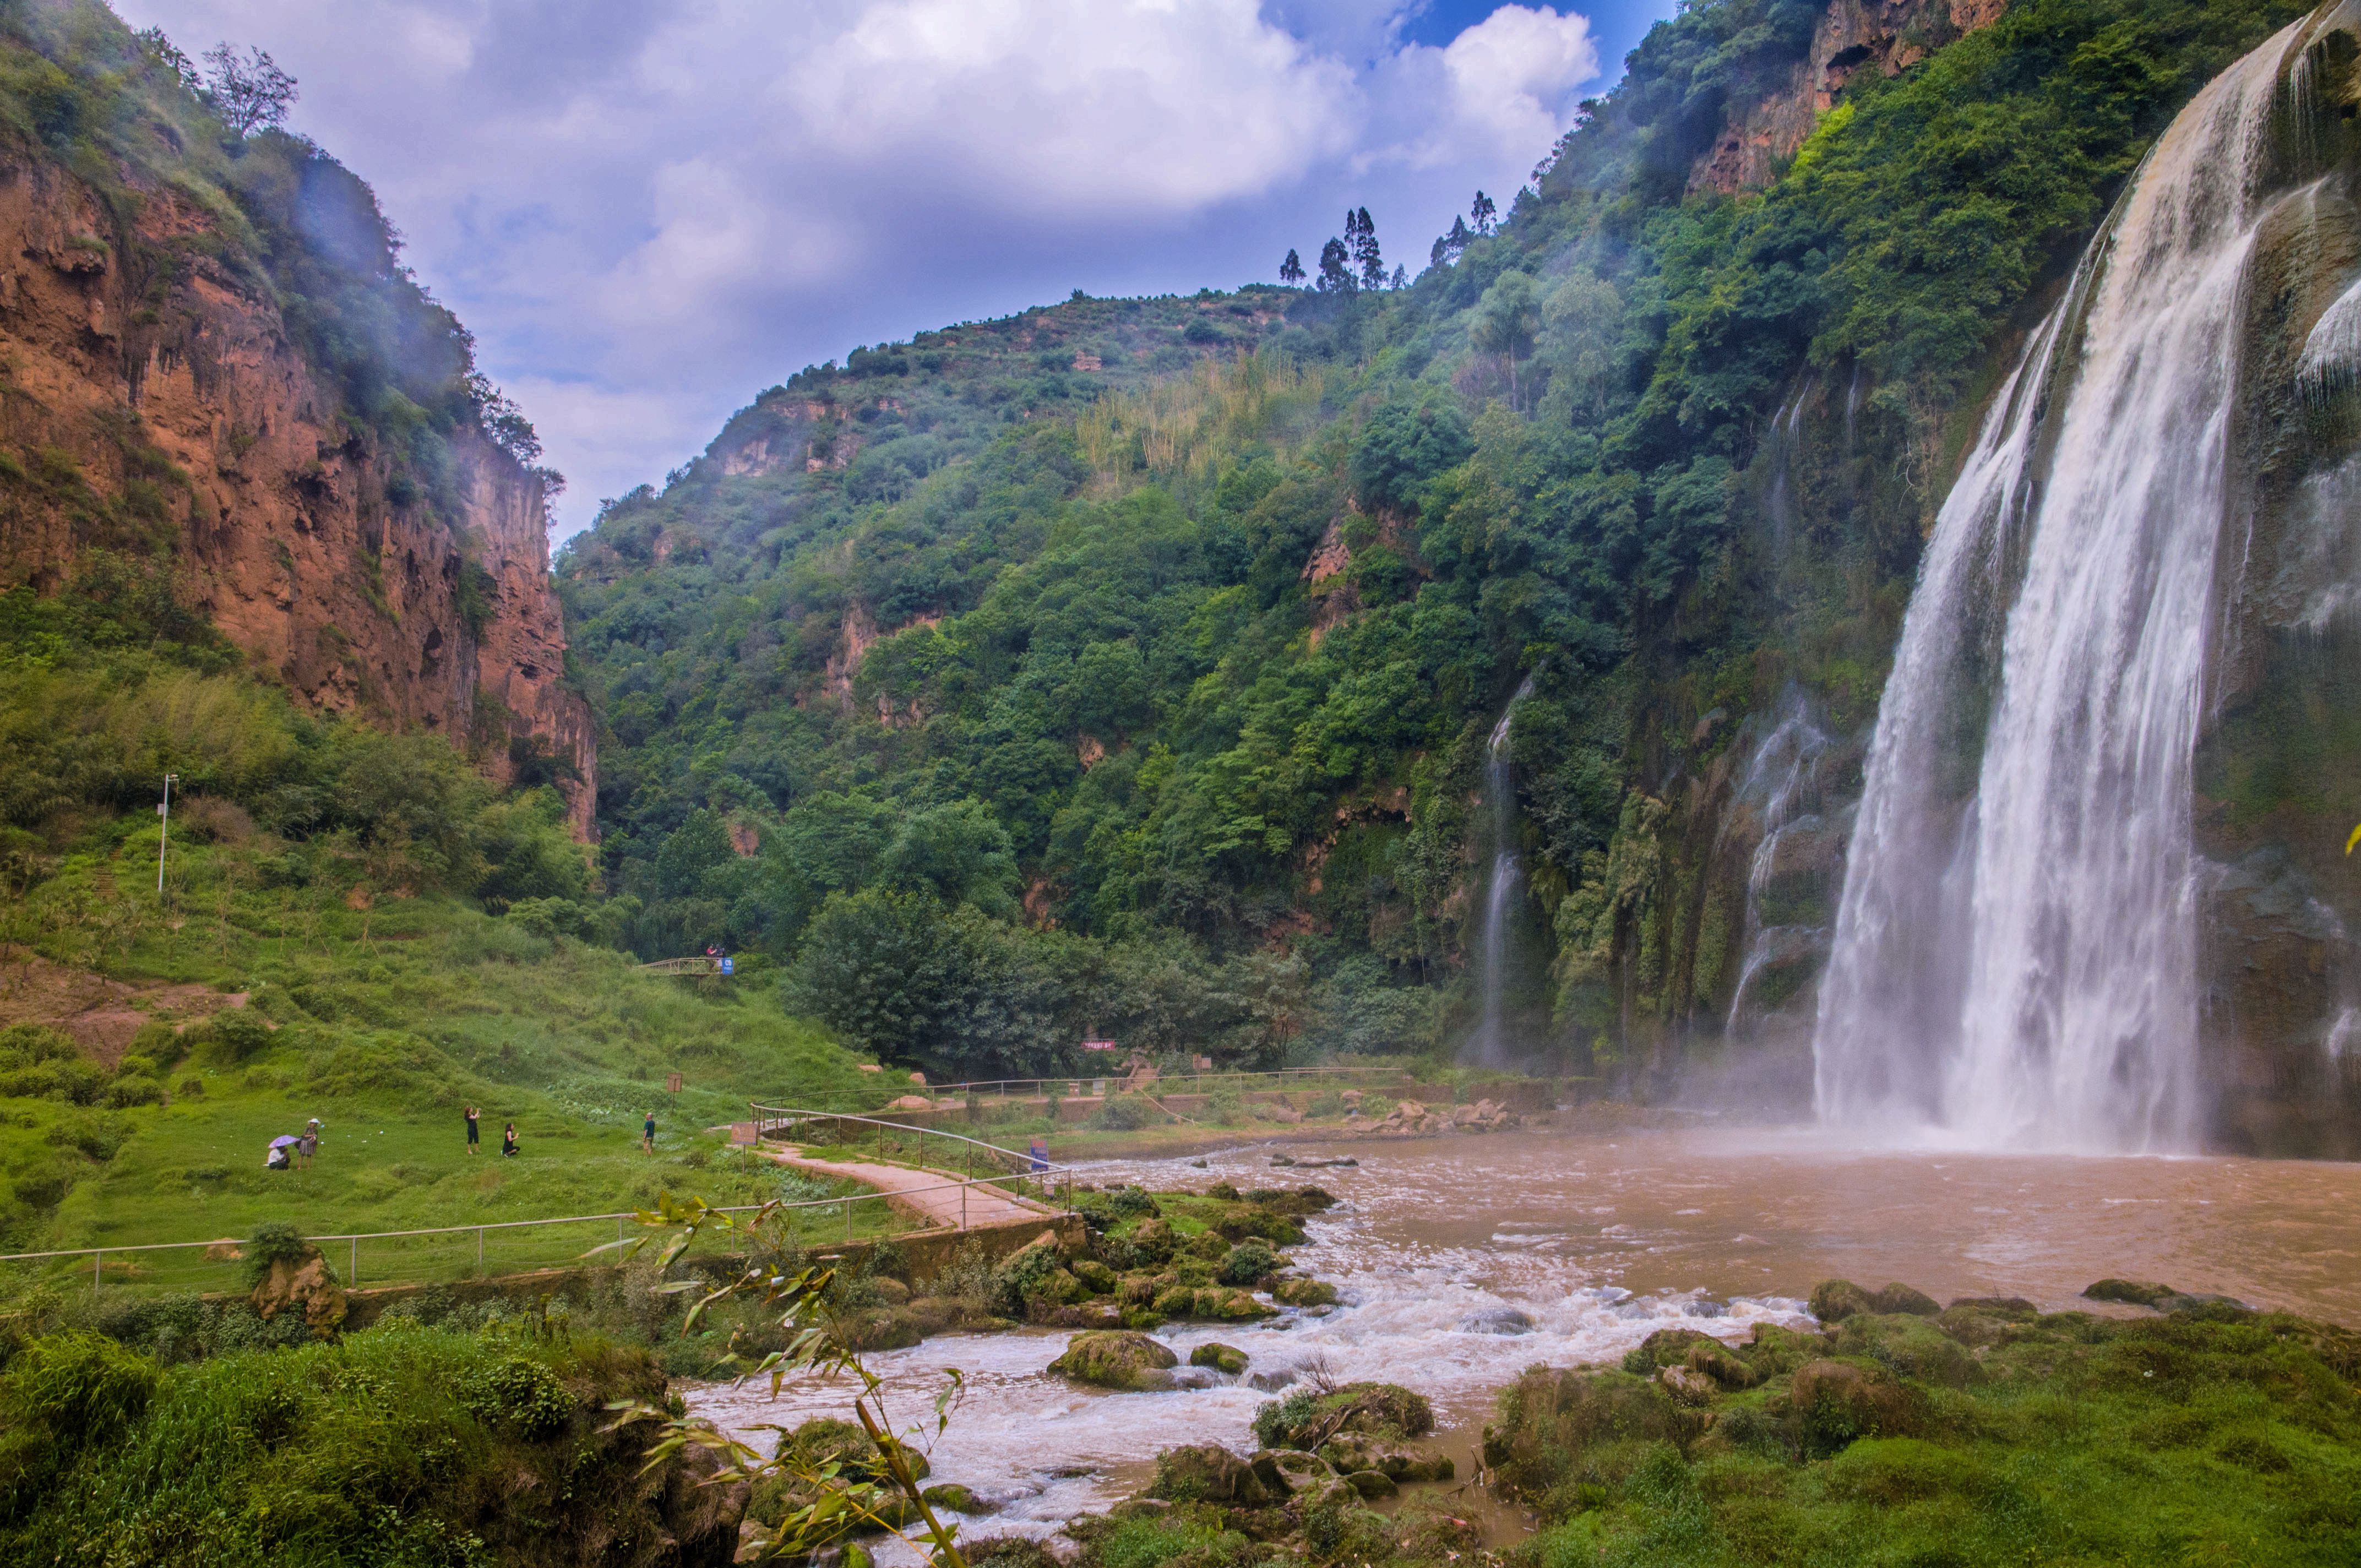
[{"xmin": 115, "ymin": 2, "xmax": 1678, "ymax": 537}]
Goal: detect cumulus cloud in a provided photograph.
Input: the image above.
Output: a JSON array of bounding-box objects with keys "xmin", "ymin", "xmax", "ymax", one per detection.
[{"xmin": 113, "ymin": 1, "xmax": 1612, "ymax": 534}]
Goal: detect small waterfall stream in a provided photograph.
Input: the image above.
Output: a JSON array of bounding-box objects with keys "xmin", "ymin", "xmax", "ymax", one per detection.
[
  {"xmin": 1471, "ymin": 678, "xmax": 1533, "ymax": 1064},
  {"xmin": 1724, "ymin": 705, "xmax": 1829, "ymax": 1034},
  {"xmin": 1813, "ymin": 21, "xmax": 2311, "ymax": 1151}
]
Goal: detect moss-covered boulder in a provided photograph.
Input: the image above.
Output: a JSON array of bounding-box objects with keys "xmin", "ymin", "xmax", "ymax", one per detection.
[
  {"xmin": 1254, "ymin": 1381, "xmax": 1433, "ymax": 1450},
  {"xmin": 1271, "ymin": 1276, "xmax": 1337, "ymax": 1307},
  {"xmin": 1073, "ymin": 1259, "xmax": 1119, "ymax": 1294},
  {"xmin": 1832, "ymin": 1313, "xmax": 1979, "ymax": 1387},
  {"xmin": 921, "ymin": 1483, "xmax": 997, "ymax": 1515},
  {"xmin": 1866, "ymin": 1282, "xmax": 1943, "ymax": 1317},
  {"xmin": 1190, "ymin": 1342, "xmax": 1249, "ymax": 1374},
  {"xmin": 1792, "ymin": 1358, "xmax": 1925, "ymax": 1449},
  {"xmin": 1809, "ymin": 1279, "xmax": 1874, "ymax": 1322},
  {"xmin": 1937, "ymin": 1296, "xmax": 2040, "ymax": 1347},
  {"xmin": 1144, "ymin": 1442, "xmax": 1272, "ymax": 1504},
  {"xmin": 1623, "ymin": 1326, "xmax": 1718, "ymax": 1371},
  {"xmin": 1048, "ymin": 1330, "xmax": 1179, "ymax": 1391}
]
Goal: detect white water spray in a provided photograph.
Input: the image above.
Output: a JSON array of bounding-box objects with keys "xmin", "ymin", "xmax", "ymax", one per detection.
[
  {"xmin": 1813, "ymin": 24, "xmax": 2308, "ymax": 1151},
  {"xmin": 1726, "ymin": 705, "xmax": 1829, "ymax": 1033}
]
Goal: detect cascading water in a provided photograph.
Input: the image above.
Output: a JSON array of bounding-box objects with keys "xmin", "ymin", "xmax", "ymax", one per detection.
[
  {"xmin": 1725, "ymin": 705, "xmax": 1829, "ymax": 1034},
  {"xmin": 1471, "ymin": 678, "xmax": 1533, "ymax": 1064},
  {"xmin": 1813, "ymin": 22, "xmax": 2313, "ymax": 1152}
]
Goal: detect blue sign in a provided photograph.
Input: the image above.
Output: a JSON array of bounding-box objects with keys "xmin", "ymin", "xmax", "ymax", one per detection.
[{"xmin": 719, "ymin": 956, "xmax": 733, "ymax": 975}]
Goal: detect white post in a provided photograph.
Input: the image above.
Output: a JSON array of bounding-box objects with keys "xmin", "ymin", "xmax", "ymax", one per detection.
[
  {"xmin": 93, "ymin": 1250, "xmax": 101, "ymax": 1300},
  {"xmin": 155, "ymin": 774, "xmax": 176, "ymax": 896},
  {"xmin": 351, "ymin": 1236, "xmax": 358, "ymax": 1286}
]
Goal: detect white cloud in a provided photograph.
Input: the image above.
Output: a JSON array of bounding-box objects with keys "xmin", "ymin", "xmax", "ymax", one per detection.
[{"xmin": 113, "ymin": 2, "xmax": 1607, "ymax": 536}]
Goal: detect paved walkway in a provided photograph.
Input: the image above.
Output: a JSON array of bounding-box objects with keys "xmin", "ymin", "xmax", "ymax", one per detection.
[{"xmin": 750, "ymin": 1144, "xmax": 1052, "ymax": 1230}]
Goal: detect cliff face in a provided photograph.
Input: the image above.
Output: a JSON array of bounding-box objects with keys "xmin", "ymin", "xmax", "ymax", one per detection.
[
  {"xmin": 0, "ymin": 153, "xmax": 595, "ymax": 835},
  {"xmin": 1690, "ymin": 0, "xmax": 2011, "ymax": 193}
]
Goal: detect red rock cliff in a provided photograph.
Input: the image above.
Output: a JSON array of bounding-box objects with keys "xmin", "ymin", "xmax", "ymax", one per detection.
[{"xmin": 0, "ymin": 153, "xmax": 595, "ymax": 835}]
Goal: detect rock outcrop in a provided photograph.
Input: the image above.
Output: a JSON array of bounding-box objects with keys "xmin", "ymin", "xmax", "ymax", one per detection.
[
  {"xmin": 1690, "ymin": 0, "xmax": 2012, "ymax": 195},
  {"xmin": 0, "ymin": 153, "xmax": 594, "ymax": 833}
]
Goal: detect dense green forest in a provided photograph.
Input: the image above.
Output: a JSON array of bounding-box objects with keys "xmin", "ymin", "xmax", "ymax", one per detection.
[{"xmin": 557, "ymin": 0, "xmax": 2309, "ymax": 1084}]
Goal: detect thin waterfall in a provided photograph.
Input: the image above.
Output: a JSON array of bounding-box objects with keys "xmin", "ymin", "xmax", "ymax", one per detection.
[
  {"xmin": 1725, "ymin": 705, "xmax": 1830, "ymax": 1034},
  {"xmin": 1813, "ymin": 22, "xmax": 2309, "ymax": 1151},
  {"xmin": 1471, "ymin": 678, "xmax": 1534, "ymax": 1064}
]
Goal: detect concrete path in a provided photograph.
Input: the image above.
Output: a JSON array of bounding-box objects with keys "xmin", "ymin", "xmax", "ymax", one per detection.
[{"xmin": 750, "ymin": 1144, "xmax": 1052, "ymax": 1230}]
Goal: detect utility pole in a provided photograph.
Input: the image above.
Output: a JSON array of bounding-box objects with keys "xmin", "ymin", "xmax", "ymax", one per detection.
[{"xmin": 156, "ymin": 774, "xmax": 177, "ymax": 896}]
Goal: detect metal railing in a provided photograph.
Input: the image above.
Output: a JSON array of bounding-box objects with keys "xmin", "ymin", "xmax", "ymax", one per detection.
[
  {"xmin": 1, "ymin": 1114, "xmax": 1074, "ymax": 1301},
  {"xmin": 902, "ymin": 1065, "xmax": 1433, "ymax": 1103}
]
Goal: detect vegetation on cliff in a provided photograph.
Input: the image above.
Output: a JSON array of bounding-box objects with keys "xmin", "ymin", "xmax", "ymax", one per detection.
[{"xmin": 556, "ymin": 0, "xmax": 2310, "ymax": 1084}]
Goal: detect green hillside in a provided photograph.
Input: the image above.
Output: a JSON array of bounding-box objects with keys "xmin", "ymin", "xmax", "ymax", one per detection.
[{"xmin": 557, "ymin": 0, "xmax": 2306, "ymax": 1085}]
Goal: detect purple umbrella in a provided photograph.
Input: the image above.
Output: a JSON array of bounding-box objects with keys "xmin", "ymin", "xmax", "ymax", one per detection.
[{"xmin": 269, "ymin": 1135, "xmax": 301, "ymax": 1149}]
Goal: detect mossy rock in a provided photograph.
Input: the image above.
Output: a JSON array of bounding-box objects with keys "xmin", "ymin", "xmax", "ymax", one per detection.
[
  {"xmin": 1073, "ymin": 1259, "xmax": 1119, "ymax": 1294},
  {"xmin": 1866, "ymin": 1283, "xmax": 1941, "ymax": 1317},
  {"xmin": 1190, "ymin": 1342, "xmax": 1249, "ymax": 1374},
  {"xmin": 1255, "ymin": 1381, "xmax": 1433, "ymax": 1449},
  {"xmin": 1833, "ymin": 1313, "xmax": 1979, "ymax": 1388},
  {"xmin": 1792, "ymin": 1358, "xmax": 1925, "ymax": 1451},
  {"xmin": 1809, "ymin": 1280, "xmax": 1874, "ymax": 1323},
  {"xmin": 1145, "ymin": 1442, "xmax": 1272, "ymax": 1504},
  {"xmin": 1344, "ymin": 1468, "xmax": 1397, "ymax": 1498},
  {"xmin": 1479, "ymin": 1369, "xmax": 1695, "ymax": 1500},
  {"xmin": 1937, "ymin": 1298, "xmax": 2039, "ymax": 1347},
  {"xmin": 962, "ymin": 1538, "xmax": 1058, "ymax": 1568},
  {"xmin": 921, "ymin": 1483, "xmax": 998, "ymax": 1515},
  {"xmin": 1048, "ymin": 1330, "xmax": 1179, "ymax": 1391},
  {"xmin": 1271, "ymin": 1277, "xmax": 1337, "ymax": 1307},
  {"xmin": 1682, "ymin": 1340, "xmax": 1760, "ymax": 1390},
  {"xmin": 1624, "ymin": 1327, "xmax": 1717, "ymax": 1371}
]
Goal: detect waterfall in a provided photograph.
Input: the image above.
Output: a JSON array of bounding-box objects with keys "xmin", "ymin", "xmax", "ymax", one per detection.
[
  {"xmin": 1813, "ymin": 22, "xmax": 2309, "ymax": 1152},
  {"xmin": 1472, "ymin": 678, "xmax": 1534, "ymax": 1064},
  {"xmin": 1724, "ymin": 704, "xmax": 1829, "ymax": 1034}
]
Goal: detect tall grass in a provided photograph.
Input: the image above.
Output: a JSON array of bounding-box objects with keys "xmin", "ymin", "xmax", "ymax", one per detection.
[{"xmin": 1075, "ymin": 347, "xmax": 1326, "ymax": 483}]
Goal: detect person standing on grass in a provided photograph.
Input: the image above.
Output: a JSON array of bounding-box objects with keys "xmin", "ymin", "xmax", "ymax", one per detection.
[
  {"xmin": 466, "ymin": 1105, "xmax": 480, "ymax": 1153},
  {"xmin": 502, "ymin": 1121, "xmax": 519, "ymax": 1158},
  {"xmin": 297, "ymin": 1119, "xmax": 320, "ymax": 1169},
  {"xmin": 643, "ymin": 1110, "xmax": 656, "ymax": 1153}
]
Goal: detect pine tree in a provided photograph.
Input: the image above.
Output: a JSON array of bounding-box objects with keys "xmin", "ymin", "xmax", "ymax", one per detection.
[
  {"xmin": 1471, "ymin": 190, "xmax": 1498, "ymax": 237},
  {"xmin": 1389, "ymin": 264, "xmax": 1407, "ymax": 291},
  {"xmin": 1280, "ymin": 248, "xmax": 1305, "ymax": 286}
]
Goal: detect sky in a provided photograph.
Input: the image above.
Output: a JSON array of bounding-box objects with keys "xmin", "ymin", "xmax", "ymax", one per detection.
[{"xmin": 113, "ymin": 1, "xmax": 1679, "ymax": 538}]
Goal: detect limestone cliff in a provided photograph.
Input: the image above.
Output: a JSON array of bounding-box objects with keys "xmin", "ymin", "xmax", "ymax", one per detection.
[
  {"xmin": 0, "ymin": 150, "xmax": 595, "ymax": 835},
  {"xmin": 1690, "ymin": 0, "xmax": 2011, "ymax": 194}
]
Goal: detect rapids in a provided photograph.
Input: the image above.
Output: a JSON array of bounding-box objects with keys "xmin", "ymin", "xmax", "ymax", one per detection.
[{"xmin": 686, "ymin": 1126, "xmax": 2361, "ymax": 1558}]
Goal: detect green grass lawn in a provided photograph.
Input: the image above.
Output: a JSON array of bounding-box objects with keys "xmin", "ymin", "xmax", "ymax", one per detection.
[{"xmin": 0, "ymin": 814, "xmax": 899, "ymax": 1296}]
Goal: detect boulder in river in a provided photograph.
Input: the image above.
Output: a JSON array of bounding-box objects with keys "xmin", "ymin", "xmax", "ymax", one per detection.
[
  {"xmin": 1867, "ymin": 1282, "xmax": 1943, "ymax": 1316},
  {"xmin": 1807, "ymin": 1278, "xmax": 1874, "ymax": 1322},
  {"xmin": 1146, "ymin": 1443, "xmax": 1272, "ymax": 1504},
  {"xmin": 1460, "ymin": 1306, "xmax": 1536, "ymax": 1335},
  {"xmin": 1190, "ymin": 1342, "xmax": 1249, "ymax": 1374},
  {"xmin": 1049, "ymin": 1330, "xmax": 1179, "ymax": 1391}
]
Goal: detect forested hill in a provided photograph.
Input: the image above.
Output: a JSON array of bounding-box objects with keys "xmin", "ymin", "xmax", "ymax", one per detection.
[{"xmin": 558, "ymin": 0, "xmax": 2309, "ymax": 1088}]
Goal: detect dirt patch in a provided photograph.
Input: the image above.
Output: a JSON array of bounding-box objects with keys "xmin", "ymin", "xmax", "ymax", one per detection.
[{"xmin": 0, "ymin": 945, "xmax": 246, "ymax": 1064}]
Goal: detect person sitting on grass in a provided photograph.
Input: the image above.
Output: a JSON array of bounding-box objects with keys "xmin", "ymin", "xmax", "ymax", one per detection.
[{"xmin": 502, "ymin": 1121, "xmax": 519, "ymax": 1158}]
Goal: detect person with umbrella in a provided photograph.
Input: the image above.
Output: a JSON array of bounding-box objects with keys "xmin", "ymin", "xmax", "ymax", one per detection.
[{"xmin": 265, "ymin": 1135, "xmax": 298, "ymax": 1171}]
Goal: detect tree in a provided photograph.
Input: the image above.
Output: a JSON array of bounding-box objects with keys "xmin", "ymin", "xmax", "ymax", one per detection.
[
  {"xmin": 1471, "ymin": 190, "xmax": 1498, "ymax": 237},
  {"xmin": 134, "ymin": 26, "xmax": 193, "ymax": 85},
  {"xmin": 1350, "ymin": 206, "xmax": 1384, "ymax": 291},
  {"xmin": 1279, "ymin": 248, "xmax": 1305, "ymax": 285},
  {"xmin": 200, "ymin": 43, "xmax": 297, "ymax": 138},
  {"xmin": 1471, "ymin": 271, "xmax": 1541, "ymax": 408},
  {"xmin": 1389, "ymin": 264, "xmax": 1408, "ymax": 291},
  {"xmin": 1315, "ymin": 237, "xmax": 1354, "ymax": 294}
]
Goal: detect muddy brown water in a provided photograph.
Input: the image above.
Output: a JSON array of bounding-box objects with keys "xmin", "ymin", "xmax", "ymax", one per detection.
[{"xmin": 688, "ymin": 1124, "xmax": 2361, "ymax": 1558}]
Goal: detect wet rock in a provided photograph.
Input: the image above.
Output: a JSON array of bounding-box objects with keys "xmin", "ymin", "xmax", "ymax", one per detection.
[
  {"xmin": 1048, "ymin": 1331, "xmax": 1180, "ymax": 1391},
  {"xmin": 1792, "ymin": 1358, "xmax": 1923, "ymax": 1446},
  {"xmin": 1072, "ymin": 1260, "xmax": 1118, "ymax": 1294},
  {"xmin": 1460, "ymin": 1306, "xmax": 1536, "ymax": 1335},
  {"xmin": 1192, "ymin": 1342, "xmax": 1249, "ymax": 1374},
  {"xmin": 2085, "ymin": 1278, "xmax": 2180, "ymax": 1308},
  {"xmin": 1170, "ymin": 1366, "xmax": 1221, "ymax": 1390},
  {"xmin": 1147, "ymin": 1444, "xmax": 1271, "ymax": 1504},
  {"xmin": 1345, "ymin": 1468, "xmax": 1397, "ymax": 1498},
  {"xmin": 1867, "ymin": 1283, "xmax": 1943, "ymax": 1317},
  {"xmin": 1248, "ymin": 1369, "xmax": 1296, "ymax": 1392},
  {"xmin": 1250, "ymin": 1447, "xmax": 1334, "ymax": 1497},
  {"xmin": 1319, "ymin": 1432, "xmax": 1455, "ymax": 1483},
  {"xmin": 2084, "ymin": 1279, "xmax": 2251, "ymax": 1318},
  {"xmin": 1271, "ymin": 1277, "xmax": 1338, "ymax": 1308},
  {"xmin": 921, "ymin": 1484, "xmax": 999, "ymax": 1515},
  {"xmin": 1268, "ymin": 1155, "xmax": 1296, "ymax": 1167},
  {"xmin": 1254, "ymin": 1381, "xmax": 1434, "ymax": 1449},
  {"xmin": 1808, "ymin": 1279, "xmax": 1873, "ymax": 1323},
  {"xmin": 1188, "ymin": 1158, "xmax": 1208, "ymax": 1168},
  {"xmin": 1683, "ymin": 1298, "xmax": 1728, "ymax": 1318},
  {"xmin": 1206, "ymin": 1182, "xmax": 1241, "ymax": 1201}
]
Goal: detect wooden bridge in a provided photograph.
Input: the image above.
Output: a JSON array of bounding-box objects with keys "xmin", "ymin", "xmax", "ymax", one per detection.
[{"xmin": 633, "ymin": 956, "xmax": 733, "ymax": 977}]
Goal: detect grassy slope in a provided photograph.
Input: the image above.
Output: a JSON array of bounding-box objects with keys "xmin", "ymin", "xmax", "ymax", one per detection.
[{"xmin": 1, "ymin": 814, "xmax": 890, "ymax": 1287}]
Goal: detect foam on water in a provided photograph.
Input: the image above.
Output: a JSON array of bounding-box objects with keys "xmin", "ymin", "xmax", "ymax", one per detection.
[{"xmin": 686, "ymin": 1142, "xmax": 1809, "ymax": 1560}]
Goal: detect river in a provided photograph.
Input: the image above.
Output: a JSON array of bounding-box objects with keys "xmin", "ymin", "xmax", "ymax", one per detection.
[{"xmin": 686, "ymin": 1124, "xmax": 2361, "ymax": 1555}]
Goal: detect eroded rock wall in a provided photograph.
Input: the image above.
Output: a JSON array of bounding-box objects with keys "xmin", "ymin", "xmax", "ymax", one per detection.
[{"xmin": 0, "ymin": 155, "xmax": 594, "ymax": 834}]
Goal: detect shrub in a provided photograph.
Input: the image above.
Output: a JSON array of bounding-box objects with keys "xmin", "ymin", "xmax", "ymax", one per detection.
[
  {"xmin": 195, "ymin": 1009, "xmax": 270, "ymax": 1065},
  {"xmin": 2, "ymin": 1330, "xmax": 157, "ymax": 1444},
  {"xmin": 243, "ymin": 1221, "xmax": 312, "ymax": 1285},
  {"xmin": 1094, "ymin": 1094, "xmax": 1162, "ymax": 1131}
]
